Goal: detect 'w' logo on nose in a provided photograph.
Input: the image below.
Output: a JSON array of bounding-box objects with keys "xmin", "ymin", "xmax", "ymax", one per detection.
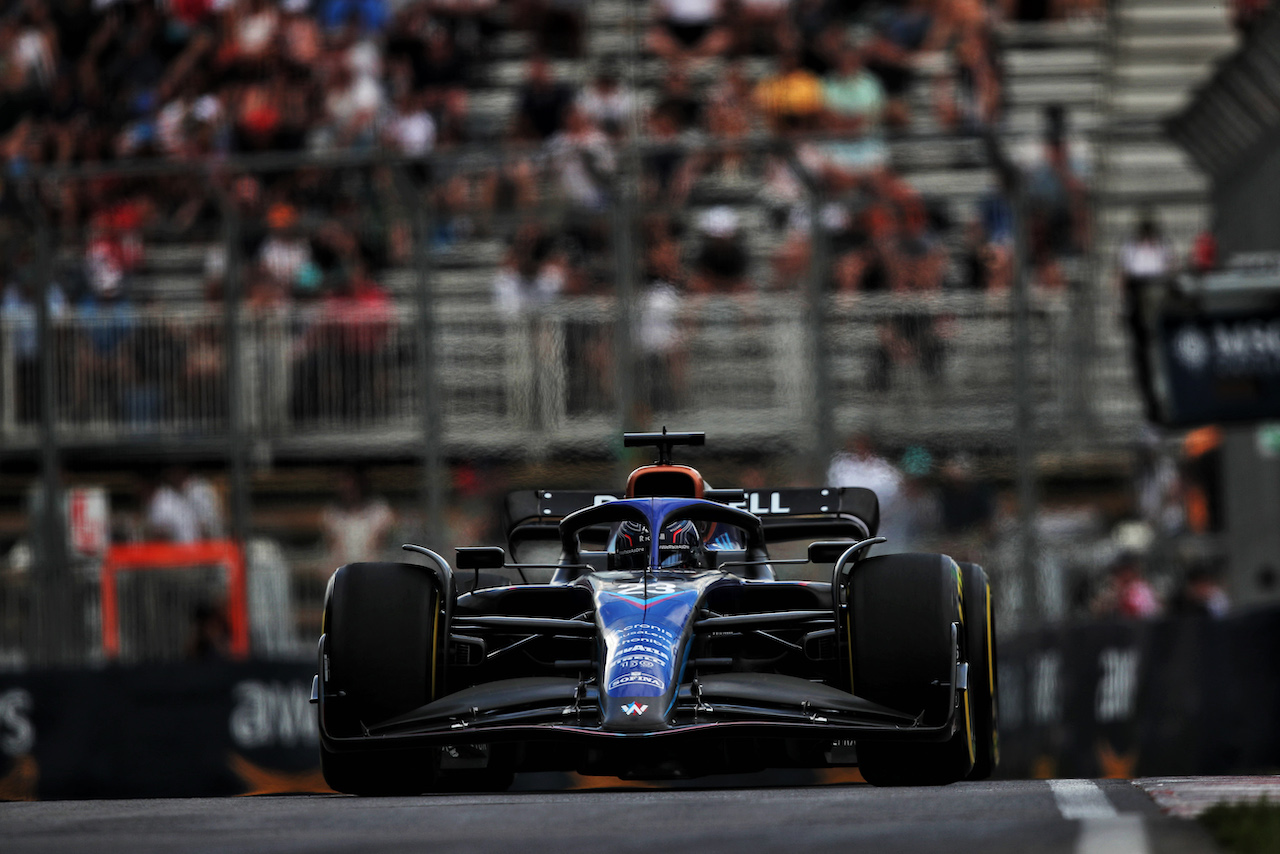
[{"xmin": 621, "ymin": 703, "xmax": 648, "ymax": 716}]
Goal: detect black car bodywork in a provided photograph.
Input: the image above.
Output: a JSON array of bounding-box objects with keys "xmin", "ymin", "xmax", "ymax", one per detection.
[{"xmin": 315, "ymin": 432, "xmax": 998, "ymax": 792}]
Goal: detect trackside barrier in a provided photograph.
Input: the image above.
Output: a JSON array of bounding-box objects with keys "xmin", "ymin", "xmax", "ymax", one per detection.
[
  {"xmin": 100, "ymin": 541, "xmax": 249, "ymax": 661},
  {"xmin": 1, "ymin": 609, "xmax": 1278, "ymax": 797},
  {"xmin": 996, "ymin": 606, "xmax": 1280, "ymax": 779}
]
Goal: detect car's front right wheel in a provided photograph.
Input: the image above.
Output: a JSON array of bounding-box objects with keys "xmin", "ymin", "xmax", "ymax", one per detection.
[{"xmin": 845, "ymin": 553, "xmax": 976, "ymax": 786}]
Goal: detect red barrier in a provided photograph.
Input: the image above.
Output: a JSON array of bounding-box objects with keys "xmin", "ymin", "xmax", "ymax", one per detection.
[{"xmin": 100, "ymin": 541, "xmax": 250, "ymax": 660}]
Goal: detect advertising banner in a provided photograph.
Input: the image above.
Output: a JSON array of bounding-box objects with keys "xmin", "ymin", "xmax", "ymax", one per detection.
[
  {"xmin": 0, "ymin": 661, "xmax": 323, "ymax": 800},
  {"xmin": 997, "ymin": 607, "xmax": 1280, "ymax": 779},
  {"xmin": 2, "ymin": 607, "xmax": 1278, "ymax": 798}
]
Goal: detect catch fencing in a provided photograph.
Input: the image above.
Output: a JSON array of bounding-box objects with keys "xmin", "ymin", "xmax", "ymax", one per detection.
[
  {"xmin": 1, "ymin": 292, "xmax": 1104, "ymax": 456},
  {"xmin": 0, "ymin": 136, "xmax": 1138, "ymax": 666}
]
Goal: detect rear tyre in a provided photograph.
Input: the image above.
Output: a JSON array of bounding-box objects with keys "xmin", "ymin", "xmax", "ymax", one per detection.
[
  {"xmin": 848, "ymin": 553, "xmax": 975, "ymax": 786},
  {"xmin": 320, "ymin": 562, "xmax": 445, "ymax": 795},
  {"xmin": 959, "ymin": 562, "xmax": 999, "ymax": 781}
]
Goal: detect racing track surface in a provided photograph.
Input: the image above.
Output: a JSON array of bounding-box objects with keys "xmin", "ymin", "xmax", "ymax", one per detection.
[{"xmin": 0, "ymin": 779, "xmax": 1222, "ymax": 854}]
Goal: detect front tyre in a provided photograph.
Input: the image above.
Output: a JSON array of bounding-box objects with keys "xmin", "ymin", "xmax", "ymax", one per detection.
[
  {"xmin": 848, "ymin": 553, "xmax": 975, "ymax": 786},
  {"xmin": 320, "ymin": 562, "xmax": 444, "ymax": 795},
  {"xmin": 958, "ymin": 562, "xmax": 999, "ymax": 780}
]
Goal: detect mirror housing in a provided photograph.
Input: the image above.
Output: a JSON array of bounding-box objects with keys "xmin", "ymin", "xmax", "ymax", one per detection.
[
  {"xmin": 808, "ymin": 541, "xmax": 855, "ymax": 564},
  {"xmin": 455, "ymin": 547, "xmax": 506, "ymax": 570}
]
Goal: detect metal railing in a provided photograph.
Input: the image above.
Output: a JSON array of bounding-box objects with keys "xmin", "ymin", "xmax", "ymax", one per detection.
[{"xmin": 1, "ymin": 292, "xmax": 1095, "ymax": 455}]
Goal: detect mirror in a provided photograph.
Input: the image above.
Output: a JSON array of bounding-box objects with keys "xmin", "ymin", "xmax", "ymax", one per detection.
[
  {"xmin": 456, "ymin": 547, "xmax": 506, "ymax": 570},
  {"xmin": 807, "ymin": 541, "xmax": 855, "ymax": 564}
]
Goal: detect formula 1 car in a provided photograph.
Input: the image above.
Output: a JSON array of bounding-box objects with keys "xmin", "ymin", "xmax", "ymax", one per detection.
[{"xmin": 314, "ymin": 431, "xmax": 998, "ymax": 793}]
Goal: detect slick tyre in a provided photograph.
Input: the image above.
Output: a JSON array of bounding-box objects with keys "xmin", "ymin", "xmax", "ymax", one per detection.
[
  {"xmin": 958, "ymin": 562, "xmax": 999, "ymax": 781},
  {"xmin": 848, "ymin": 553, "xmax": 975, "ymax": 787},
  {"xmin": 320, "ymin": 561, "xmax": 444, "ymax": 794}
]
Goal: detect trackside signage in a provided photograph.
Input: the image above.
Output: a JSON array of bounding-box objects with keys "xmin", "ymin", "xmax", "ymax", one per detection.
[
  {"xmin": 2, "ymin": 608, "xmax": 1279, "ymax": 796},
  {"xmin": 1158, "ymin": 310, "xmax": 1280, "ymax": 424}
]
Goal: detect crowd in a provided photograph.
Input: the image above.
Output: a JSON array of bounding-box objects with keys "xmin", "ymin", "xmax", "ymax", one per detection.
[
  {"xmin": 826, "ymin": 430, "xmax": 1233, "ymax": 626},
  {"xmin": 0, "ymin": 0, "xmax": 1101, "ymax": 423}
]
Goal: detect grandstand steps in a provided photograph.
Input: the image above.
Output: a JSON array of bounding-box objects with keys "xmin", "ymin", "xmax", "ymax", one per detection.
[
  {"xmin": 1086, "ymin": 0, "xmax": 1235, "ymax": 443},
  {"xmin": 1116, "ymin": 33, "xmax": 1236, "ymax": 64},
  {"xmin": 1005, "ymin": 47, "xmax": 1105, "ymax": 76},
  {"xmin": 997, "ymin": 19, "xmax": 1107, "ymax": 47}
]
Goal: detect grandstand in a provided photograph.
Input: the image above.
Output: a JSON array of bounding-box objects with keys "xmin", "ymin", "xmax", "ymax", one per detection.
[{"xmin": 0, "ymin": 0, "xmax": 1243, "ymax": 656}]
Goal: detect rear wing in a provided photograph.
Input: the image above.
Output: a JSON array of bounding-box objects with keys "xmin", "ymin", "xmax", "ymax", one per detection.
[{"xmin": 503, "ymin": 487, "xmax": 878, "ymax": 550}]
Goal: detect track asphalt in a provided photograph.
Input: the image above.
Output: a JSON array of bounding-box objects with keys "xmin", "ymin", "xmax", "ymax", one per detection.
[{"xmin": 0, "ymin": 778, "xmax": 1225, "ymax": 853}]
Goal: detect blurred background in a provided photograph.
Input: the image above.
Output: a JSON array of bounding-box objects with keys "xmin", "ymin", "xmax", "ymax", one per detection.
[{"xmin": 1, "ymin": 0, "xmax": 1279, "ymax": 797}]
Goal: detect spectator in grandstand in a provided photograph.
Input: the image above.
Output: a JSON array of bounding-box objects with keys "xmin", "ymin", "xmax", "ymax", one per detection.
[
  {"xmin": 730, "ymin": 0, "xmax": 797, "ymax": 57},
  {"xmin": 646, "ymin": 0, "xmax": 733, "ymax": 64},
  {"xmin": 956, "ymin": 191, "xmax": 1014, "ymax": 291},
  {"xmin": 493, "ymin": 221, "xmax": 565, "ymax": 317},
  {"xmin": 258, "ymin": 202, "xmax": 318, "ymax": 295},
  {"xmin": 514, "ymin": 0, "xmax": 586, "ymax": 57},
  {"xmin": 863, "ymin": 0, "xmax": 934, "ymax": 128},
  {"xmin": 638, "ymin": 273, "xmax": 686, "ymax": 413},
  {"xmin": 818, "ymin": 43, "xmax": 890, "ymax": 187},
  {"xmin": 281, "ymin": 1, "xmax": 324, "ymax": 68},
  {"xmin": 321, "ymin": 467, "xmax": 397, "ymax": 568},
  {"xmin": 691, "ymin": 206, "xmax": 749, "ymax": 294},
  {"xmin": 511, "ymin": 55, "xmax": 575, "ymax": 142},
  {"xmin": 578, "ymin": 61, "xmax": 637, "ymax": 140},
  {"xmin": 318, "ymin": 0, "xmax": 390, "ymax": 33},
  {"xmin": 417, "ymin": 19, "xmax": 472, "ymax": 145},
  {"xmin": 1173, "ymin": 564, "xmax": 1229, "ymax": 618},
  {"xmin": 322, "ymin": 41, "xmax": 387, "ymax": 150},
  {"xmin": 936, "ymin": 453, "xmax": 996, "ymax": 558},
  {"xmin": 654, "ymin": 62, "xmax": 704, "ymax": 132},
  {"xmin": 184, "ymin": 296, "xmax": 228, "ymax": 421},
  {"xmin": 1025, "ymin": 103, "xmax": 1090, "ymax": 290},
  {"xmin": 333, "ymin": 260, "xmax": 394, "ymax": 417},
  {"xmin": 643, "ymin": 104, "xmax": 706, "ymax": 208},
  {"xmin": 1091, "ymin": 550, "xmax": 1162, "ymax": 620},
  {"xmin": 1118, "ymin": 210, "xmax": 1173, "ymax": 403},
  {"xmin": 185, "ymin": 601, "xmax": 231, "ymax": 660},
  {"xmin": 1, "ymin": 271, "xmax": 67, "ymax": 424},
  {"xmin": 145, "ymin": 466, "xmax": 225, "ymax": 544},
  {"xmin": 1190, "ymin": 228, "xmax": 1219, "ymax": 273},
  {"xmin": 828, "ymin": 434, "xmax": 910, "ymax": 553},
  {"xmin": 754, "ymin": 49, "xmax": 823, "ymax": 133},
  {"xmin": 383, "ymin": 87, "xmax": 437, "ymax": 157},
  {"xmin": 1231, "ymin": 0, "xmax": 1269, "ymax": 35},
  {"xmin": 706, "ymin": 59, "xmax": 757, "ymax": 176},
  {"xmin": 1119, "ymin": 209, "xmax": 1173, "ymax": 290},
  {"xmin": 8, "ymin": 2, "xmax": 58, "ymax": 95},
  {"xmin": 547, "ymin": 105, "xmax": 616, "ymax": 212},
  {"xmin": 934, "ymin": 29, "xmax": 1002, "ymax": 136}
]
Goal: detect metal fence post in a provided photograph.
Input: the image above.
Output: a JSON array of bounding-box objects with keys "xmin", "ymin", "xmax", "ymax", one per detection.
[
  {"xmin": 398, "ymin": 166, "xmax": 446, "ymax": 548},
  {"xmin": 984, "ymin": 129, "xmax": 1040, "ymax": 630},
  {"xmin": 788, "ymin": 152, "xmax": 836, "ymax": 483},
  {"xmin": 33, "ymin": 214, "xmax": 78, "ymax": 664},
  {"xmin": 221, "ymin": 191, "xmax": 251, "ymax": 551},
  {"xmin": 612, "ymin": 158, "xmax": 640, "ymax": 473}
]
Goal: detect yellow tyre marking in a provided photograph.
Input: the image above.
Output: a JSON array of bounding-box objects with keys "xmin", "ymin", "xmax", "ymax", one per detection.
[
  {"xmin": 958, "ymin": 569, "xmax": 974, "ymax": 766},
  {"xmin": 986, "ymin": 580, "xmax": 999, "ymax": 764},
  {"xmin": 430, "ymin": 593, "xmax": 440, "ymax": 700}
]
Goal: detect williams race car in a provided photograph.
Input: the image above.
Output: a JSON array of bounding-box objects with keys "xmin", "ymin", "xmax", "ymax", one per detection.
[{"xmin": 314, "ymin": 431, "xmax": 998, "ymax": 792}]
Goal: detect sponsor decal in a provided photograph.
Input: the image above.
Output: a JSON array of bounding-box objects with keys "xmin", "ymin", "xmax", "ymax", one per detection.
[
  {"xmin": 229, "ymin": 680, "xmax": 317, "ymax": 749},
  {"xmin": 729, "ymin": 492, "xmax": 793, "ymax": 515},
  {"xmin": 1172, "ymin": 326, "xmax": 1210, "ymax": 371},
  {"xmin": 621, "ymin": 703, "xmax": 649, "ymax": 716},
  {"xmin": 0, "ymin": 689, "xmax": 35, "ymax": 756}
]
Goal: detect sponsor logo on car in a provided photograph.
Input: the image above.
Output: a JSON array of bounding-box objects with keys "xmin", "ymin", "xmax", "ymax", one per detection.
[{"xmin": 621, "ymin": 703, "xmax": 649, "ymax": 716}]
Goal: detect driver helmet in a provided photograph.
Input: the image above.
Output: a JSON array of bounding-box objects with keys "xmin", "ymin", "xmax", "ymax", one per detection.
[{"xmin": 608, "ymin": 519, "xmax": 706, "ymax": 571}]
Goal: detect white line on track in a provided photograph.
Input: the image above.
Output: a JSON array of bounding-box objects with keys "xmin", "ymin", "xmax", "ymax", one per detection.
[{"xmin": 1049, "ymin": 780, "xmax": 1150, "ymax": 854}]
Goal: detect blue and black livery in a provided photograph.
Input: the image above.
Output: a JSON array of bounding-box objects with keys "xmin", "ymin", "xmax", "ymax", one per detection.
[{"xmin": 315, "ymin": 431, "xmax": 999, "ymax": 792}]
